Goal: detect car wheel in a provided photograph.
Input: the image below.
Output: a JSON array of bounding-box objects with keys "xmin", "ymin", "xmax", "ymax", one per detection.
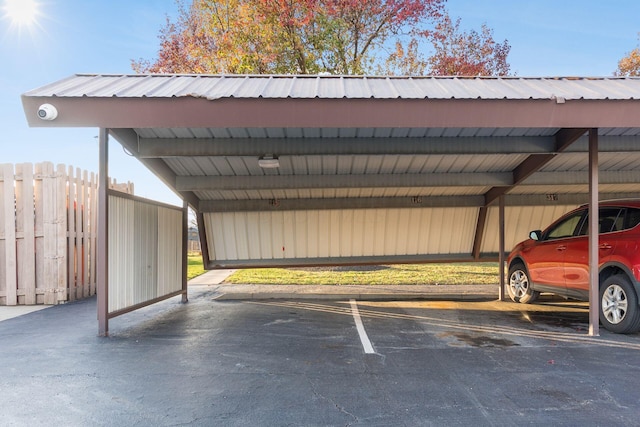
[
  {"xmin": 508, "ymin": 263, "xmax": 539, "ymax": 304},
  {"xmin": 599, "ymin": 274, "xmax": 640, "ymax": 334}
]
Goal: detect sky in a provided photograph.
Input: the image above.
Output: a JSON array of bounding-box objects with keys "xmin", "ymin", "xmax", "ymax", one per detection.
[{"xmin": 2, "ymin": 0, "xmax": 640, "ymax": 207}]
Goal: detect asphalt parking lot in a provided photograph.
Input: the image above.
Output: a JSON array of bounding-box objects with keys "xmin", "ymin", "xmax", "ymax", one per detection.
[{"xmin": 2, "ymin": 282, "xmax": 640, "ymax": 426}]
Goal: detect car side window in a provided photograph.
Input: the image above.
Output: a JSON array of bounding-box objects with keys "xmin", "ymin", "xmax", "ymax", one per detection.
[
  {"xmin": 546, "ymin": 211, "xmax": 585, "ymax": 240},
  {"xmin": 575, "ymin": 207, "xmax": 624, "ymax": 235},
  {"xmin": 624, "ymin": 208, "xmax": 640, "ymax": 230}
]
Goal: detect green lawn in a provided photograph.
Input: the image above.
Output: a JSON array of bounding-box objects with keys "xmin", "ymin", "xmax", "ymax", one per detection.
[
  {"xmin": 225, "ymin": 263, "xmax": 501, "ymax": 286},
  {"xmin": 187, "ymin": 253, "xmax": 206, "ymax": 280},
  {"xmin": 187, "ymin": 254, "xmax": 500, "ymax": 285}
]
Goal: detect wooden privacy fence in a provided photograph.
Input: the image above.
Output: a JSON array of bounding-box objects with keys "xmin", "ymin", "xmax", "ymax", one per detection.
[{"xmin": 0, "ymin": 162, "xmax": 133, "ymax": 306}]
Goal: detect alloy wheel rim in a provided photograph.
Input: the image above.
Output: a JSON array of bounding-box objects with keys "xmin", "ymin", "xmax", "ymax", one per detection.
[
  {"xmin": 601, "ymin": 284, "xmax": 628, "ymax": 325},
  {"xmin": 509, "ymin": 270, "xmax": 528, "ymax": 298}
]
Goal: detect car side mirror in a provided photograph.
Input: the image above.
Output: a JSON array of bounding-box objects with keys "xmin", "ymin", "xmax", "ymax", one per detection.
[{"xmin": 529, "ymin": 230, "xmax": 542, "ymax": 241}]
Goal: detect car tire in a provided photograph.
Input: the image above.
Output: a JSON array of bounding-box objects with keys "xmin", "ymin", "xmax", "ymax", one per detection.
[
  {"xmin": 508, "ymin": 262, "xmax": 539, "ymax": 304},
  {"xmin": 599, "ymin": 274, "xmax": 640, "ymax": 334}
]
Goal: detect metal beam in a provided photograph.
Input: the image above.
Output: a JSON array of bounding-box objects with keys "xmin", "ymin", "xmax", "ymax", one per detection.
[
  {"xmin": 198, "ymin": 192, "xmax": 640, "ymax": 213},
  {"xmin": 137, "ymin": 136, "xmax": 557, "ymax": 158},
  {"xmin": 205, "ymin": 253, "xmax": 499, "ymax": 270},
  {"xmin": 108, "ymin": 128, "xmax": 201, "ymax": 208},
  {"xmin": 484, "ymin": 128, "xmax": 588, "ymax": 206},
  {"xmin": 199, "ymin": 195, "xmax": 486, "ymax": 212},
  {"xmin": 472, "ymin": 207, "xmax": 488, "ymax": 260},
  {"xmin": 177, "ymin": 172, "xmax": 512, "ymax": 191},
  {"xmin": 178, "ymin": 169, "xmax": 640, "ymax": 192},
  {"xmin": 520, "ymin": 170, "xmax": 640, "ymax": 185}
]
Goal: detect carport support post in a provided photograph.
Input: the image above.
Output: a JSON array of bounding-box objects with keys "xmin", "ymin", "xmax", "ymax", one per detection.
[
  {"xmin": 97, "ymin": 128, "xmax": 109, "ymax": 337},
  {"xmin": 498, "ymin": 195, "xmax": 506, "ymax": 301},
  {"xmin": 588, "ymin": 129, "xmax": 599, "ymax": 337},
  {"xmin": 181, "ymin": 200, "xmax": 188, "ymax": 303}
]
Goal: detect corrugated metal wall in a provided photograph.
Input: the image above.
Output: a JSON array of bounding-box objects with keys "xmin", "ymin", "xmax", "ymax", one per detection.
[
  {"xmin": 108, "ymin": 194, "xmax": 183, "ymax": 313},
  {"xmin": 205, "ymin": 207, "xmax": 479, "ymax": 261},
  {"xmin": 205, "ymin": 204, "xmax": 580, "ymax": 263}
]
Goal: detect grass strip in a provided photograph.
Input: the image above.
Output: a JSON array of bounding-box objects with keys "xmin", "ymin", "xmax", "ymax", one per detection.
[
  {"xmin": 224, "ymin": 262, "xmax": 500, "ymax": 286},
  {"xmin": 187, "ymin": 253, "xmax": 206, "ymax": 280}
]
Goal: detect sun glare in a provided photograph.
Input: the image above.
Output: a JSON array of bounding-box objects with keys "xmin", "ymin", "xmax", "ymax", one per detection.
[{"xmin": 3, "ymin": 0, "xmax": 40, "ymax": 27}]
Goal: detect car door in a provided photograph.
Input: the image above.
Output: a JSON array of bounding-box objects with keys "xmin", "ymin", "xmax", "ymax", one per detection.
[
  {"xmin": 563, "ymin": 207, "xmax": 622, "ymax": 296},
  {"xmin": 527, "ymin": 209, "xmax": 586, "ymax": 290}
]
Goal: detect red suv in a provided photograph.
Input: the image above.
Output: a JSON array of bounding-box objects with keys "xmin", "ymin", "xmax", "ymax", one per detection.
[{"xmin": 507, "ymin": 199, "xmax": 640, "ymax": 333}]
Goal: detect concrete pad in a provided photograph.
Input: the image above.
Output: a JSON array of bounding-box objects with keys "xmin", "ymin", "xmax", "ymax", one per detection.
[
  {"xmin": 0, "ymin": 305, "xmax": 50, "ymax": 322},
  {"xmin": 188, "ymin": 269, "xmax": 236, "ymax": 285}
]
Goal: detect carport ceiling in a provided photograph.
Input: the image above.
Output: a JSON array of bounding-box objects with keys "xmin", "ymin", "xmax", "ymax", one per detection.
[{"xmin": 21, "ymin": 74, "xmax": 640, "ymax": 267}]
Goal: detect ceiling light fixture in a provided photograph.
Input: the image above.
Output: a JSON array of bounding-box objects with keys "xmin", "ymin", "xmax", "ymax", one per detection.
[{"xmin": 258, "ymin": 155, "xmax": 280, "ymax": 169}]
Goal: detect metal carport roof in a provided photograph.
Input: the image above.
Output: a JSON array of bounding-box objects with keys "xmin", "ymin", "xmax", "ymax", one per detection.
[{"xmin": 21, "ymin": 74, "xmax": 640, "ymax": 335}]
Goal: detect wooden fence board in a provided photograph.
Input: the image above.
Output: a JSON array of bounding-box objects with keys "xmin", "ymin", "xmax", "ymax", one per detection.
[
  {"xmin": 0, "ymin": 162, "xmax": 130, "ymax": 305},
  {"xmin": 56, "ymin": 164, "xmax": 68, "ymax": 302},
  {"xmin": 34, "ymin": 162, "xmax": 45, "ymax": 304},
  {"xmin": 89, "ymin": 172, "xmax": 97, "ymax": 296},
  {"xmin": 67, "ymin": 166, "xmax": 76, "ymax": 301},
  {"xmin": 2, "ymin": 164, "xmax": 18, "ymax": 305},
  {"xmin": 16, "ymin": 164, "xmax": 36, "ymax": 304},
  {"xmin": 73, "ymin": 167, "xmax": 81, "ymax": 298},
  {"xmin": 0, "ymin": 164, "xmax": 8, "ymax": 304}
]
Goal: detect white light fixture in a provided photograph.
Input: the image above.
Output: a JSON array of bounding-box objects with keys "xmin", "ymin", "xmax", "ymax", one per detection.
[{"xmin": 258, "ymin": 155, "xmax": 280, "ymax": 169}]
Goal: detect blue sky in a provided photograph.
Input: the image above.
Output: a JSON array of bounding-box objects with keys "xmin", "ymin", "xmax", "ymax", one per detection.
[{"xmin": 2, "ymin": 0, "xmax": 640, "ymax": 206}]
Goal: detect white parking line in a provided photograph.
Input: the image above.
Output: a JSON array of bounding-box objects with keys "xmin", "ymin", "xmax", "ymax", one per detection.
[{"xmin": 350, "ymin": 299, "xmax": 375, "ymax": 354}]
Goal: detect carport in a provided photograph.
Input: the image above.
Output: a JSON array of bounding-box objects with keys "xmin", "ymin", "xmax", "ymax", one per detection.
[{"xmin": 21, "ymin": 75, "xmax": 640, "ymax": 336}]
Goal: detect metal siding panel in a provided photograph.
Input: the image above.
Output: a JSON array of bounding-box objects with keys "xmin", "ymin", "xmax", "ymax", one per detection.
[
  {"xmin": 157, "ymin": 207, "xmax": 182, "ymax": 296},
  {"xmin": 360, "ymin": 210, "xmax": 375, "ymax": 256},
  {"xmin": 108, "ymin": 196, "xmax": 181, "ymax": 313},
  {"xmin": 258, "ymin": 211, "xmax": 273, "ymax": 259},
  {"xmin": 339, "ymin": 210, "xmax": 353, "ymax": 256},
  {"xmin": 395, "ymin": 209, "xmax": 412, "ymax": 255},
  {"xmin": 135, "ymin": 203, "xmax": 158, "ymax": 302},
  {"xmin": 405, "ymin": 209, "xmax": 422, "ymax": 254},
  {"xmin": 372, "ymin": 209, "xmax": 387, "ymax": 256},
  {"xmin": 294, "ymin": 211, "xmax": 307, "ymax": 258},
  {"xmin": 233, "ymin": 212, "xmax": 250, "ymax": 260},
  {"xmin": 210, "ymin": 213, "xmax": 228, "ymax": 260},
  {"xmin": 351, "ymin": 210, "xmax": 365, "ymax": 256},
  {"xmin": 246, "ymin": 212, "xmax": 262, "ymax": 259},
  {"xmin": 382, "ymin": 209, "xmax": 398, "ymax": 254},
  {"xmin": 282, "ymin": 211, "xmax": 296, "ymax": 258},
  {"xmin": 327, "ymin": 210, "xmax": 340, "ymax": 256}
]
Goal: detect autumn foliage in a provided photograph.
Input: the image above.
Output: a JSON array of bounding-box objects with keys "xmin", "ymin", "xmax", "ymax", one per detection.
[
  {"xmin": 133, "ymin": 0, "xmax": 511, "ymax": 76},
  {"xmin": 616, "ymin": 36, "xmax": 640, "ymax": 76}
]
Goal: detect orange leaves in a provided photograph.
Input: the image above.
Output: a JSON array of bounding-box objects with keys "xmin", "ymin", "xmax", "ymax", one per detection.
[{"xmin": 616, "ymin": 35, "xmax": 640, "ymax": 76}]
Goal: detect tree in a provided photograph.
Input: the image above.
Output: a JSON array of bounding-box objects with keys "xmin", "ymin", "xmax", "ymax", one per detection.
[
  {"xmin": 133, "ymin": 0, "xmax": 446, "ymax": 74},
  {"xmin": 426, "ymin": 14, "xmax": 510, "ymax": 76},
  {"xmin": 133, "ymin": 0, "xmax": 512, "ymax": 76},
  {"xmin": 616, "ymin": 35, "xmax": 640, "ymax": 76}
]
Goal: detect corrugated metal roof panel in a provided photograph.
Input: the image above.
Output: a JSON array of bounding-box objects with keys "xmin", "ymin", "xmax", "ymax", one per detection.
[{"xmin": 25, "ymin": 74, "xmax": 640, "ymax": 101}]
